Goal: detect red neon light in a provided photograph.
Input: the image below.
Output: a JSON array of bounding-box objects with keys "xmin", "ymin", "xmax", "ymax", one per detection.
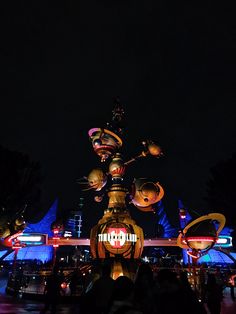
[
  {"xmin": 187, "ymin": 251, "xmax": 199, "ymax": 259},
  {"xmin": 2, "ymin": 231, "xmax": 23, "ymax": 248},
  {"xmin": 8, "ymin": 231, "xmax": 23, "ymax": 242},
  {"xmin": 186, "ymin": 237, "xmax": 215, "ymax": 242},
  {"xmin": 12, "ymin": 243, "xmax": 26, "ymax": 249},
  {"xmin": 61, "ymin": 282, "xmax": 68, "ymax": 289},
  {"xmin": 179, "ymin": 209, "xmax": 186, "ymax": 219},
  {"xmin": 12, "ymin": 239, "xmax": 26, "ymax": 249}
]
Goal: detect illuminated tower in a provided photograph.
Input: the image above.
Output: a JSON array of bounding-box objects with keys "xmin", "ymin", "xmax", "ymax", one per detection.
[
  {"xmin": 65, "ymin": 198, "xmax": 83, "ymax": 238},
  {"xmin": 79, "ymin": 102, "xmax": 164, "ymax": 260}
]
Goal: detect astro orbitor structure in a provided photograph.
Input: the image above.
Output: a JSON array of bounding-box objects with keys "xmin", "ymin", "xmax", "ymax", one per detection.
[{"xmin": 79, "ymin": 103, "xmax": 164, "ymax": 259}]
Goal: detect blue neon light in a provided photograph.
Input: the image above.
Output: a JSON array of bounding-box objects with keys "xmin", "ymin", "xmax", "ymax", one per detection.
[
  {"xmin": 199, "ymin": 250, "xmax": 235, "ymax": 264},
  {"xmin": 155, "ymin": 201, "xmax": 177, "ymax": 238},
  {"xmin": 1, "ymin": 199, "xmax": 58, "ymax": 262},
  {"xmin": 215, "ymin": 236, "xmax": 232, "ymax": 248},
  {"xmin": 4, "ymin": 246, "xmax": 53, "ymax": 263},
  {"xmin": 24, "ymin": 199, "xmax": 58, "ymax": 237}
]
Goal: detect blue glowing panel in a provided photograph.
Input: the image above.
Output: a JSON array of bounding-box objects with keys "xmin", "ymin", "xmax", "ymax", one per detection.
[
  {"xmin": 198, "ymin": 250, "xmax": 235, "ymax": 264},
  {"xmin": 0, "ymin": 250, "xmax": 8, "ymax": 258},
  {"xmin": 215, "ymin": 236, "xmax": 232, "ymax": 248},
  {"xmin": 24, "ymin": 199, "xmax": 58, "ymax": 237},
  {"xmin": 0, "ymin": 201, "xmax": 57, "ymax": 263},
  {"xmin": 216, "ymin": 226, "xmax": 233, "ymax": 236},
  {"xmin": 156, "ymin": 201, "xmax": 177, "ymax": 238},
  {"xmin": 183, "ymin": 249, "xmax": 236, "ymax": 265},
  {"xmin": 231, "ymin": 253, "xmax": 236, "ymax": 260},
  {"xmin": 199, "ymin": 253, "xmax": 211, "ymax": 263},
  {"xmin": 182, "ymin": 249, "xmax": 190, "ymax": 265},
  {"xmin": 4, "ymin": 246, "xmax": 53, "ymax": 263}
]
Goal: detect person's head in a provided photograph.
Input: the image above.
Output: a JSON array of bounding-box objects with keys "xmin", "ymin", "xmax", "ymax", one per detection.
[
  {"xmin": 113, "ymin": 276, "xmax": 134, "ymax": 301},
  {"xmin": 156, "ymin": 269, "xmax": 178, "ymax": 285},
  {"xmin": 52, "ymin": 266, "xmax": 59, "ymax": 275},
  {"xmin": 179, "ymin": 271, "xmax": 190, "ymax": 286},
  {"xmin": 207, "ymin": 273, "xmax": 217, "ymax": 286},
  {"xmin": 135, "ymin": 263, "xmax": 153, "ymax": 283}
]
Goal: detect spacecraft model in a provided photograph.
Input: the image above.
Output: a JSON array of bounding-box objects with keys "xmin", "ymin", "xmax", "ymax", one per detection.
[{"xmin": 177, "ymin": 213, "xmax": 226, "ymax": 259}]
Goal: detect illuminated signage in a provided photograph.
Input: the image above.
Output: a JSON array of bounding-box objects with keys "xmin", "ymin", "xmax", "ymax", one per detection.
[
  {"xmin": 215, "ymin": 236, "xmax": 232, "ymax": 248},
  {"xmin": 98, "ymin": 228, "xmax": 137, "ymax": 248},
  {"xmin": 63, "ymin": 231, "xmax": 72, "ymax": 238},
  {"xmin": 14, "ymin": 233, "xmax": 48, "ymax": 246},
  {"xmin": 17, "ymin": 235, "xmax": 42, "ymax": 242},
  {"xmin": 182, "ymin": 235, "xmax": 232, "ymax": 248}
]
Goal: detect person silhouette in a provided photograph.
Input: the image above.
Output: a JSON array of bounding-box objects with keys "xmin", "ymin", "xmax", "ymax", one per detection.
[
  {"xmin": 228, "ymin": 271, "xmax": 236, "ymax": 301},
  {"xmin": 133, "ymin": 263, "xmax": 155, "ymax": 314},
  {"xmin": 205, "ymin": 273, "xmax": 223, "ymax": 314},
  {"xmin": 108, "ymin": 275, "xmax": 142, "ymax": 314},
  {"xmin": 81, "ymin": 262, "xmax": 115, "ymax": 314},
  {"xmin": 40, "ymin": 266, "xmax": 62, "ymax": 314}
]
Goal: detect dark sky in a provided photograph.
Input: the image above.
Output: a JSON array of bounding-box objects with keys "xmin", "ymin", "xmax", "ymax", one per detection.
[{"xmin": 1, "ymin": 2, "xmax": 236, "ymax": 234}]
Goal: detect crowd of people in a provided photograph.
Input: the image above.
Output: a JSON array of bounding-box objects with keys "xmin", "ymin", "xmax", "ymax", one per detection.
[
  {"xmin": 78, "ymin": 262, "xmax": 235, "ymax": 314},
  {"xmin": 3, "ymin": 259, "xmax": 235, "ymax": 314}
]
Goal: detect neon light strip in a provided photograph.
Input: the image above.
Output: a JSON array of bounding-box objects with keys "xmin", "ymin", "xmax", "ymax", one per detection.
[
  {"xmin": 17, "ymin": 236, "xmax": 42, "ymax": 242},
  {"xmin": 7, "ymin": 231, "xmax": 23, "ymax": 242},
  {"xmin": 186, "ymin": 237, "xmax": 215, "ymax": 242},
  {"xmin": 216, "ymin": 238, "xmax": 227, "ymax": 244},
  {"xmin": 187, "ymin": 251, "xmax": 199, "ymax": 259},
  {"xmin": 214, "ymin": 236, "xmax": 232, "ymax": 247}
]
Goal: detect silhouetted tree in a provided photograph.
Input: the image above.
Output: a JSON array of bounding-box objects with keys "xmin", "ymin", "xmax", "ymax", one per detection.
[
  {"xmin": 0, "ymin": 145, "xmax": 42, "ymax": 222},
  {"xmin": 205, "ymin": 153, "xmax": 236, "ymax": 247}
]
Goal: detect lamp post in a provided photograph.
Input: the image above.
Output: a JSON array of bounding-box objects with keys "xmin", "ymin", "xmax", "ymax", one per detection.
[
  {"xmin": 51, "ymin": 228, "xmax": 60, "ymax": 268},
  {"xmin": 51, "ymin": 219, "xmax": 64, "ymax": 268}
]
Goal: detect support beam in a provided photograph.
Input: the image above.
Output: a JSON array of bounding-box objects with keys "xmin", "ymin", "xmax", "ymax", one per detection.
[{"xmin": 47, "ymin": 237, "xmax": 178, "ymax": 247}]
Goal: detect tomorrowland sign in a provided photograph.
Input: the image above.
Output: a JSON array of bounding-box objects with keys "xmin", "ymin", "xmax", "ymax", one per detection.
[
  {"xmin": 98, "ymin": 228, "xmax": 137, "ymax": 248},
  {"xmin": 90, "ymin": 218, "xmax": 144, "ymax": 258}
]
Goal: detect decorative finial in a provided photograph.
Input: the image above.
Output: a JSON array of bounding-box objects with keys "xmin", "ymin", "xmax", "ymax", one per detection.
[{"xmin": 106, "ymin": 98, "xmax": 125, "ymax": 135}]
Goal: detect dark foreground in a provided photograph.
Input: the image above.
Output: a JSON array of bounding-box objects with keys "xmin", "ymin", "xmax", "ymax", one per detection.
[
  {"xmin": 0, "ymin": 288, "xmax": 235, "ymax": 314},
  {"xmin": 0, "ymin": 294, "xmax": 81, "ymax": 314}
]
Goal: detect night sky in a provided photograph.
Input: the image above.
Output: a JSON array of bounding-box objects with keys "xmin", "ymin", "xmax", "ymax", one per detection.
[{"xmin": 1, "ymin": 2, "xmax": 235, "ymax": 236}]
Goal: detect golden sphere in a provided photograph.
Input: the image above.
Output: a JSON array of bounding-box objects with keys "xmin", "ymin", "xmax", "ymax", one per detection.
[
  {"xmin": 109, "ymin": 157, "xmax": 125, "ymax": 177},
  {"xmin": 88, "ymin": 168, "xmax": 107, "ymax": 191},
  {"xmin": 148, "ymin": 143, "xmax": 162, "ymax": 156}
]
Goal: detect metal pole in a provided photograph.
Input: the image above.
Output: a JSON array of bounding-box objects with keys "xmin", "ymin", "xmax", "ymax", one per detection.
[
  {"xmin": 13, "ymin": 248, "xmax": 19, "ymax": 272},
  {"xmin": 52, "ymin": 246, "xmax": 57, "ymax": 268}
]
